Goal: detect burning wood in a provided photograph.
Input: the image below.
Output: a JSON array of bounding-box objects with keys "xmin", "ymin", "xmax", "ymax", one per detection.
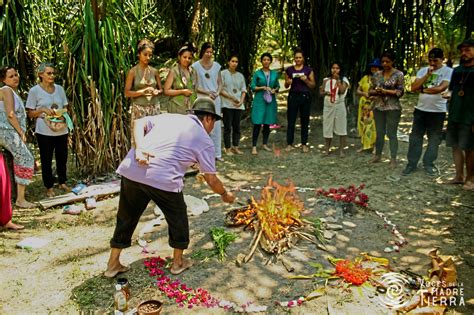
[{"xmin": 226, "ymin": 178, "xmax": 322, "ymax": 263}]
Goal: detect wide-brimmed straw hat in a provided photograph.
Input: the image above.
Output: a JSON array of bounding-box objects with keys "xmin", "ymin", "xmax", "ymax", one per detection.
[{"xmin": 192, "ymin": 97, "xmax": 222, "ymax": 121}]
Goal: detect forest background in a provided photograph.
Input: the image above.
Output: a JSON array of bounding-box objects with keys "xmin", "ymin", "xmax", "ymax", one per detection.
[{"xmin": 0, "ymin": 0, "xmax": 473, "ymax": 175}]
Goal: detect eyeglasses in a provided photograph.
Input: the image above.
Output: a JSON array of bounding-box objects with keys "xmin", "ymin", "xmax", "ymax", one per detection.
[{"xmin": 45, "ymin": 72, "xmax": 55, "ymax": 76}]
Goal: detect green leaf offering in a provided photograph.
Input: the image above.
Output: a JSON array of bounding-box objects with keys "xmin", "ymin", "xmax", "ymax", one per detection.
[{"xmin": 210, "ymin": 227, "xmax": 238, "ymax": 261}]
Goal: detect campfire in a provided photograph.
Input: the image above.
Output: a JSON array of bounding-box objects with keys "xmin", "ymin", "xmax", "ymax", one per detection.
[{"xmin": 226, "ymin": 178, "xmax": 321, "ymax": 264}]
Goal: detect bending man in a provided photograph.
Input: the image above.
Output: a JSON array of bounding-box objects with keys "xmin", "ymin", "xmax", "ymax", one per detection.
[{"xmin": 105, "ymin": 98, "xmax": 235, "ymax": 277}]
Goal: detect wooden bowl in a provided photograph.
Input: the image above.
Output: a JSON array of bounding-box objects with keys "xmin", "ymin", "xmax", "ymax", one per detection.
[{"xmin": 137, "ymin": 300, "xmax": 163, "ymax": 315}]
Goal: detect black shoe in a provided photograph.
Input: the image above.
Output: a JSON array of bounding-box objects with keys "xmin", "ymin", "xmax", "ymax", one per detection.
[
  {"xmin": 402, "ymin": 165, "xmax": 416, "ymax": 176},
  {"xmin": 424, "ymin": 166, "xmax": 438, "ymax": 177}
]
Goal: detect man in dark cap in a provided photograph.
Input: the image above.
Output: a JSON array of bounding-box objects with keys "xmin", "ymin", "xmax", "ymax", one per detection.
[
  {"xmin": 403, "ymin": 48, "xmax": 453, "ymax": 176},
  {"xmin": 105, "ymin": 97, "xmax": 235, "ymax": 277},
  {"xmin": 444, "ymin": 38, "xmax": 474, "ymax": 190}
]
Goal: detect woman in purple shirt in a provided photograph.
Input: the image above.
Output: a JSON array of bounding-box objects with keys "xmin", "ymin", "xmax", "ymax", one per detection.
[{"xmin": 284, "ymin": 48, "xmax": 316, "ymax": 153}]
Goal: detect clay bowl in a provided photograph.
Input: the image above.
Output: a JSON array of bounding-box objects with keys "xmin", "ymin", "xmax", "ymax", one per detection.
[{"xmin": 137, "ymin": 300, "xmax": 163, "ymax": 315}]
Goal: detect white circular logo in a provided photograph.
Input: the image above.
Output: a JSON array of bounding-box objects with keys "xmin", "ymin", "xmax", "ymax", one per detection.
[{"xmin": 377, "ymin": 272, "xmax": 411, "ymax": 309}]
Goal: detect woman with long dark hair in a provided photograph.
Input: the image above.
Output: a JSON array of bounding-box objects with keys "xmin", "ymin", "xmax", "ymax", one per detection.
[
  {"xmin": 220, "ymin": 53, "xmax": 246, "ymax": 155},
  {"xmin": 284, "ymin": 48, "xmax": 316, "ymax": 153},
  {"xmin": 320, "ymin": 62, "xmax": 350, "ymax": 157},
  {"xmin": 356, "ymin": 58, "xmax": 382, "ymax": 152},
  {"xmin": 250, "ymin": 53, "xmax": 280, "ymax": 155},
  {"xmin": 0, "ymin": 66, "xmax": 35, "ymax": 207},
  {"xmin": 368, "ymin": 51, "xmax": 405, "ymax": 167},
  {"xmin": 164, "ymin": 43, "xmax": 197, "ymax": 114}
]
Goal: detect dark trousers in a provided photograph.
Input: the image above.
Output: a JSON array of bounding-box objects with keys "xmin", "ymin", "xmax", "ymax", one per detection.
[
  {"xmin": 407, "ymin": 108, "xmax": 446, "ymax": 168},
  {"xmin": 111, "ymin": 177, "xmax": 189, "ymax": 249},
  {"xmin": 36, "ymin": 134, "xmax": 68, "ymax": 189},
  {"xmin": 252, "ymin": 124, "xmax": 270, "ymax": 146},
  {"xmin": 286, "ymin": 92, "xmax": 311, "ymax": 145},
  {"xmin": 222, "ymin": 108, "xmax": 242, "ymax": 148},
  {"xmin": 373, "ymin": 109, "xmax": 401, "ymax": 159}
]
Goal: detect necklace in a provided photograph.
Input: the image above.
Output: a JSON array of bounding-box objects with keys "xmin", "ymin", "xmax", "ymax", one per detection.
[
  {"xmin": 329, "ymin": 78, "xmax": 338, "ymax": 103},
  {"xmin": 458, "ymin": 70, "xmax": 471, "ymax": 97},
  {"xmin": 230, "ymin": 71, "xmax": 238, "ymax": 93},
  {"xmin": 178, "ymin": 65, "xmax": 190, "ymax": 87},
  {"xmin": 138, "ymin": 66, "xmax": 153, "ymax": 87}
]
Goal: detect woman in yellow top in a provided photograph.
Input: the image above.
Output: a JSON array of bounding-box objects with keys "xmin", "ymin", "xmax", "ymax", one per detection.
[{"xmin": 356, "ymin": 58, "xmax": 382, "ymax": 152}]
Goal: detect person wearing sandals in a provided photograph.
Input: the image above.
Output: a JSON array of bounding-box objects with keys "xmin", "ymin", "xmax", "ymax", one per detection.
[
  {"xmin": 26, "ymin": 62, "xmax": 70, "ymax": 198},
  {"xmin": 284, "ymin": 48, "xmax": 316, "ymax": 153},
  {"xmin": 402, "ymin": 48, "xmax": 452, "ymax": 177},
  {"xmin": 105, "ymin": 98, "xmax": 235, "ymax": 278},
  {"xmin": 1, "ymin": 152, "xmax": 24, "ymax": 230},
  {"xmin": 320, "ymin": 62, "xmax": 350, "ymax": 157},
  {"xmin": 356, "ymin": 58, "xmax": 382, "ymax": 152},
  {"xmin": 368, "ymin": 51, "xmax": 405, "ymax": 168},
  {"xmin": 164, "ymin": 43, "xmax": 197, "ymax": 114},
  {"xmin": 0, "ymin": 66, "xmax": 35, "ymax": 208},
  {"xmin": 250, "ymin": 52, "xmax": 280, "ymax": 155},
  {"xmin": 124, "ymin": 39, "xmax": 162, "ymax": 145},
  {"xmin": 220, "ymin": 53, "xmax": 246, "ymax": 156},
  {"xmin": 192, "ymin": 42, "xmax": 224, "ymax": 161}
]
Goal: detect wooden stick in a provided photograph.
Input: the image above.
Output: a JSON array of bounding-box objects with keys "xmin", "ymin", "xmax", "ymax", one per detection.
[{"xmin": 244, "ymin": 228, "xmax": 263, "ymax": 263}]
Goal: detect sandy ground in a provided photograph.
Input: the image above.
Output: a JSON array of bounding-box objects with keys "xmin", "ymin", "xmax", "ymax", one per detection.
[{"xmin": 0, "ymin": 94, "xmax": 473, "ymax": 314}]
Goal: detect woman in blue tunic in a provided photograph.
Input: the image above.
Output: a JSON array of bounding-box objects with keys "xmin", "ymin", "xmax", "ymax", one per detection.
[{"xmin": 250, "ymin": 53, "xmax": 280, "ymax": 155}]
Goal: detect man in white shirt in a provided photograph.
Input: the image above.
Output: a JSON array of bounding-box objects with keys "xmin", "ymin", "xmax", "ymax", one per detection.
[{"xmin": 403, "ymin": 48, "xmax": 453, "ymax": 176}]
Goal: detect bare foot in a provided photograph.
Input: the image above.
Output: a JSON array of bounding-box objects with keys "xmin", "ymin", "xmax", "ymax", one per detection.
[
  {"xmin": 232, "ymin": 147, "xmax": 244, "ymax": 155},
  {"xmin": 251, "ymin": 147, "xmax": 257, "ymax": 155},
  {"xmin": 462, "ymin": 181, "xmax": 474, "ymax": 191},
  {"xmin": 445, "ymin": 177, "xmax": 464, "ymax": 185},
  {"xmin": 46, "ymin": 188, "xmax": 55, "ymax": 198},
  {"xmin": 58, "ymin": 184, "xmax": 70, "ymax": 191},
  {"xmin": 3, "ymin": 220, "xmax": 24, "ymax": 231},
  {"xmin": 104, "ymin": 263, "xmax": 130, "ymax": 278},
  {"xmin": 170, "ymin": 258, "xmax": 194, "ymax": 275},
  {"xmin": 302, "ymin": 145, "xmax": 309, "ymax": 153},
  {"xmin": 368, "ymin": 155, "xmax": 381, "ymax": 164},
  {"xmin": 15, "ymin": 200, "xmax": 36, "ymax": 209},
  {"xmin": 389, "ymin": 159, "xmax": 397, "ymax": 168},
  {"xmin": 263, "ymin": 145, "xmax": 272, "ymax": 152},
  {"xmin": 285, "ymin": 145, "xmax": 295, "ymax": 152}
]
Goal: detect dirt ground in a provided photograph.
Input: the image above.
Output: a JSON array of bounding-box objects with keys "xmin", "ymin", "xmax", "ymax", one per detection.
[{"xmin": 0, "ymin": 94, "xmax": 473, "ymax": 314}]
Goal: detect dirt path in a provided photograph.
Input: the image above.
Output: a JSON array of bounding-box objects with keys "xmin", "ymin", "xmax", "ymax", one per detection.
[{"xmin": 0, "ymin": 94, "xmax": 472, "ymax": 314}]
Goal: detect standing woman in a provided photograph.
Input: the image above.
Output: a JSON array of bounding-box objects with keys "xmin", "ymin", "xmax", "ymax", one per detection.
[
  {"xmin": 164, "ymin": 44, "xmax": 197, "ymax": 114},
  {"xmin": 124, "ymin": 39, "xmax": 162, "ymax": 139},
  {"xmin": 0, "ymin": 66, "xmax": 35, "ymax": 207},
  {"xmin": 320, "ymin": 62, "xmax": 350, "ymax": 157},
  {"xmin": 284, "ymin": 48, "xmax": 316, "ymax": 153},
  {"xmin": 220, "ymin": 53, "xmax": 247, "ymax": 155},
  {"xmin": 26, "ymin": 62, "xmax": 70, "ymax": 198},
  {"xmin": 368, "ymin": 51, "xmax": 405, "ymax": 167},
  {"xmin": 356, "ymin": 58, "xmax": 382, "ymax": 152},
  {"xmin": 192, "ymin": 42, "xmax": 223, "ymax": 160},
  {"xmin": 250, "ymin": 53, "xmax": 280, "ymax": 155}
]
